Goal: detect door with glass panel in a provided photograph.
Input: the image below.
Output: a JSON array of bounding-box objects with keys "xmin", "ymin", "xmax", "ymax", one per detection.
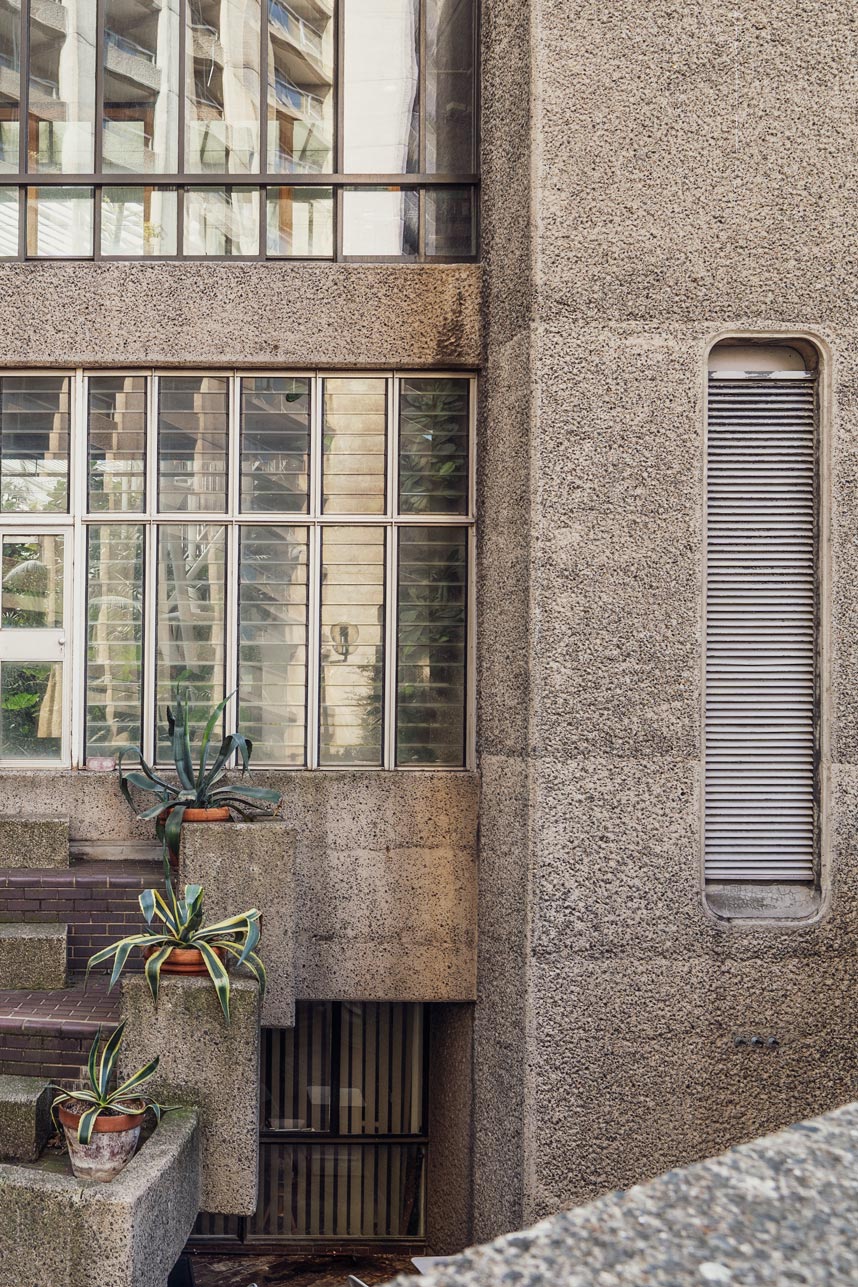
[{"xmin": 0, "ymin": 531, "xmax": 70, "ymax": 764}]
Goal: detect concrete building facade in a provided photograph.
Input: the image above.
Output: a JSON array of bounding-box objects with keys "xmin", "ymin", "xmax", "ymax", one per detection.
[{"xmin": 0, "ymin": 0, "xmax": 856, "ymax": 1266}]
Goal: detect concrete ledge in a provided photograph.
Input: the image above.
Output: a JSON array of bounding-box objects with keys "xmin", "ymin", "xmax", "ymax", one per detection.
[
  {"xmin": 0, "ymin": 816, "xmax": 68, "ymax": 868},
  {"xmin": 0, "ymin": 1108, "xmax": 200, "ymax": 1287},
  {"xmin": 395, "ymin": 1101, "xmax": 858, "ymax": 1287},
  {"xmin": 119, "ymin": 975, "xmax": 260, "ymax": 1216},
  {"xmin": 0, "ymin": 923, "xmax": 67, "ymax": 989},
  {"xmin": 181, "ymin": 821, "xmax": 295, "ymax": 1027},
  {"xmin": 0, "ymin": 1075, "xmax": 52, "ymax": 1161}
]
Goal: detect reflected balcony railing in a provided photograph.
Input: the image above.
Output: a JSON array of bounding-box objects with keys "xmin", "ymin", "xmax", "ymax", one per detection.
[
  {"xmin": 268, "ymin": 0, "xmax": 323, "ymax": 58},
  {"xmin": 104, "ymin": 28, "xmax": 157, "ymax": 63},
  {"xmin": 272, "ymin": 72, "xmax": 322, "ymax": 123}
]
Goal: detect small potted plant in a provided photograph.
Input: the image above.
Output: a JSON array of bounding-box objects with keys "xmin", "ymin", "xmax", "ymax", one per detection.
[
  {"xmin": 51, "ymin": 1021, "xmax": 167, "ymax": 1183},
  {"xmin": 86, "ymin": 874, "xmax": 265, "ymax": 1023},
  {"xmin": 119, "ymin": 691, "xmax": 282, "ymax": 869}
]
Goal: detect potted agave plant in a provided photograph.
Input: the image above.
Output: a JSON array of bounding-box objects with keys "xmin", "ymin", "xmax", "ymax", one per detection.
[
  {"xmin": 51, "ymin": 1021, "xmax": 167, "ymax": 1183},
  {"xmin": 119, "ymin": 691, "xmax": 282, "ymax": 869},
  {"xmin": 86, "ymin": 873, "xmax": 265, "ymax": 1023}
]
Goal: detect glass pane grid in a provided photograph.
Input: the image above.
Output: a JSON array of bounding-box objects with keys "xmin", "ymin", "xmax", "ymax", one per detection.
[
  {"xmin": 3, "ymin": 371, "xmax": 472, "ymax": 770},
  {"xmin": 0, "ymin": 0, "xmax": 477, "ymax": 261}
]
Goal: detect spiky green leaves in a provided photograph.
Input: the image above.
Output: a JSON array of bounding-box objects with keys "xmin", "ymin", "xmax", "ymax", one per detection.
[{"xmin": 50, "ymin": 1021, "xmax": 167, "ymax": 1146}]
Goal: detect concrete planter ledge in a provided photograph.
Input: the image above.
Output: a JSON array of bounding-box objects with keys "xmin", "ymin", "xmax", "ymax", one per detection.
[
  {"xmin": 0, "ymin": 1108, "xmax": 200, "ymax": 1287},
  {"xmin": 394, "ymin": 1101, "xmax": 858, "ymax": 1286}
]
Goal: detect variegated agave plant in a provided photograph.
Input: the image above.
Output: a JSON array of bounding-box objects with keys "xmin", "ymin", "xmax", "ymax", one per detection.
[
  {"xmin": 118, "ymin": 690, "xmax": 282, "ymax": 868},
  {"xmin": 51, "ymin": 1021, "xmax": 166, "ymax": 1145},
  {"xmin": 86, "ymin": 876, "xmax": 266, "ymax": 1024}
]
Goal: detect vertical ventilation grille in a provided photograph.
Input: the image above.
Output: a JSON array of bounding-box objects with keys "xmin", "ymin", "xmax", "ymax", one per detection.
[{"xmin": 705, "ymin": 375, "xmax": 817, "ymax": 882}]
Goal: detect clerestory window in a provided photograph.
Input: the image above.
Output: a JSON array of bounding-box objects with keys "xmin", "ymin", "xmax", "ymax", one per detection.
[
  {"xmin": 0, "ymin": 0, "xmax": 478, "ymax": 260},
  {"xmin": 0, "ymin": 369, "xmax": 474, "ymax": 769}
]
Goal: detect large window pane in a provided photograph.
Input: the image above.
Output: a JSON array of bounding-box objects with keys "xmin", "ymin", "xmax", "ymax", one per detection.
[
  {"xmin": 1, "ymin": 534, "xmax": 64, "ymax": 628},
  {"xmin": 28, "ymin": 0, "xmax": 96, "ymax": 172},
  {"xmin": 0, "ymin": 375, "xmax": 69, "ymax": 512},
  {"xmin": 0, "ymin": 662, "xmax": 62, "ymax": 759},
  {"xmin": 26, "ymin": 186, "xmax": 93, "ymax": 257},
  {"xmin": 103, "ymin": 0, "xmax": 180, "ymax": 174},
  {"xmin": 183, "ymin": 186, "xmax": 258, "ymax": 255},
  {"xmin": 240, "ymin": 376, "xmax": 310, "ymax": 514},
  {"xmin": 101, "ymin": 187, "xmax": 178, "ymax": 257},
  {"xmin": 238, "ymin": 525, "xmax": 308, "ymax": 765},
  {"xmin": 398, "ymin": 378, "xmax": 469, "ymax": 515},
  {"xmin": 186, "ymin": 0, "xmax": 260, "ymax": 174},
  {"xmin": 425, "ymin": 185, "xmax": 475, "ymax": 257},
  {"xmin": 267, "ymin": 0, "xmax": 333, "ymax": 174},
  {"xmin": 319, "ymin": 526, "xmax": 384, "ymax": 767},
  {"xmin": 0, "ymin": 185, "xmax": 17, "ymax": 255},
  {"xmin": 158, "ymin": 376, "xmax": 228, "ymax": 513},
  {"xmin": 85, "ymin": 524, "xmax": 144, "ymax": 757},
  {"xmin": 337, "ymin": 1002, "xmax": 424, "ymax": 1135},
  {"xmin": 342, "ymin": 186, "xmax": 418, "ymax": 258},
  {"xmin": 260, "ymin": 1004, "xmax": 332, "ymax": 1131},
  {"xmin": 0, "ymin": 0, "xmax": 20, "ymax": 173},
  {"xmin": 156, "ymin": 523, "xmax": 226, "ymax": 758},
  {"xmin": 343, "ymin": 0, "xmax": 419, "ymax": 174},
  {"xmin": 396, "ymin": 526, "xmax": 466, "ymax": 766},
  {"xmin": 425, "ymin": 0, "xmax": 474, "ymax": 172},
  {"xmin": 322, "ymin": 378, "xmax": 387, "ymax": 515},
  {"xmin": 266, "ymin": 185, "xmax": 332, "ymax": 257},
  {"xmin": 88, "ymin": 375, "xmax": 147, "ymax": 513}
]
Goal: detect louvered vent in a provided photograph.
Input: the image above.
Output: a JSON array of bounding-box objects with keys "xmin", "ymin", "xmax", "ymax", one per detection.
[{"xmin": 705, "ymin": 372, "xmax": 817, "ymax": 882}]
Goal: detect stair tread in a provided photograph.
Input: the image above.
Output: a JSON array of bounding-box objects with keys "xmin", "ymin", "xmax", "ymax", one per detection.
[
  {"xmin": 0, "ymin": 859, "xmax": 160, "ymax": 887},
  {"xmin": 0, "ymin": 923, "xmax": 66, "ymax": 938},
  {"xmin": 0, "ymin": 977, "xmax": 119, "ymax": 1034}
]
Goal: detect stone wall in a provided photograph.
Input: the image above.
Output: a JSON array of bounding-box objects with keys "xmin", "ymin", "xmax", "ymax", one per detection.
[{"xmin": 473, "ymin": 0, "xmax": 858, "ymax": 1236}]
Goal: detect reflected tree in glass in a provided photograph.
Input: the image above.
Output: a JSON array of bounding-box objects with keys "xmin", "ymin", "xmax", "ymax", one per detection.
[
  {"xmin": 398, "ymin": 378, "xmax": 469, "ymax": 515},
  {"xmin": 85, "ymin": 524, "xmax": 144, "ymax": 757}
]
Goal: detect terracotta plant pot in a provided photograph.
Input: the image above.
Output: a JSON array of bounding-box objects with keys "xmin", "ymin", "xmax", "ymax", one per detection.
[
  {"xmin": 181, "ymin": 806, "xmax": 231, "ymax": 823},
  {"xmin": 143, "ymin": 943, "xmax": 226, "ymax": 975},
  {"xmin": 58, "ymin": 1100, "xmax": 145, "ymax": 1183}
]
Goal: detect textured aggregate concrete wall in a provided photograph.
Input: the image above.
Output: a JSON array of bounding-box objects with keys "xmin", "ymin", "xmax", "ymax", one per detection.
[
  {"xmin": 0, "ymin": 262, "xmax": 479, "ymax": 369},
  {"xmin": 473, "ymin": 0, "xmax": 858, "ymax": 1238}
]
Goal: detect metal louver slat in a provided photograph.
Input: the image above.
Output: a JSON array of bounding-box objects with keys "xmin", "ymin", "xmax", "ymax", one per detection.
[{"xmin": 705, "ymin": 374, "xmax": 817, "ymax": 882}]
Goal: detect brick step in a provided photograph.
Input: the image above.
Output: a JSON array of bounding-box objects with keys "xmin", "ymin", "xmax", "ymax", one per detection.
[
  {"xmin": 0, "ymin": 924, "xmax": 67, "ymax": 990},
  {"xmin": 0, "ymin": 1073, "xmax": 53, "ymax": 1161},
  {"xmin": 0, "ymin": 977, "xmax": 120, "ymax": 1087},
  {"xmin": 0, "ymin": 858, "xmax": 162, "ymax": 976}
]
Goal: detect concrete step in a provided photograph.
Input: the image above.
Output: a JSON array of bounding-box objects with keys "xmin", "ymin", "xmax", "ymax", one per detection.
[
  {"xmin": 0, "ymin": 1073, "xmax": 53, "ymax": 1162},
  {"xmin": 0, "ymin": 924, "xmax": 67, "ymax": 990},
  {"xmin": 0, "ymin": 976, "xmax": 120, "ymax": 1086},
  {"xmin": 0, "ymin": 816, "xmax": 69, "ymax": 869},
  {"xmin": 0, "ymin": 857, "xmax": 161, "ymax": 976}
]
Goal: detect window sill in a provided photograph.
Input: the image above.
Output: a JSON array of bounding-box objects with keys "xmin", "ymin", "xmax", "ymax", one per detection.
[{"xmin": 706, "ymin": 881, "xmax": 821, "ymax": 923}]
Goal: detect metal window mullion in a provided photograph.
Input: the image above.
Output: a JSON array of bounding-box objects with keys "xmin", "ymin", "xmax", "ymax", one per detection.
[
  {"xmin": 225, "ymin": 374, "xmax": 241, "ymax": 750},
  {"xmin": 69, "ymin": 372, "xmax": 88, "ymax": 767},
  {"xmin": 17, "ymin": 0, "xmax": 28, "ymax": 256},
  {"xmin": 383, "ymin": 376, "xmax": 398, "ymax": 768},
  {"xmin": 142, "ymin": 373, "xmax": 159, "ymax": 765}
]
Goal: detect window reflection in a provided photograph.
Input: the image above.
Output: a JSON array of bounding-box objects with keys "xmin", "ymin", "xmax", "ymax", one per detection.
[
  {"xmin": 184, "ymin": 186, "xmax": 259, "ymax": 255},
  {"xmin": 266, "ymin": 185, "xmax": 332, "ymax": 257},
  {"xmin": 85, "ymin": 524, "xmax": 144, "ymax": 757},
  {"xmin": 103, "ymin": 0, "xmax": 180, "ymax": 174},
  {"xmin": 425, "ymin": 0, "xmax": 474, "ymax": 172},
  {"xmin": 0, "ymin": 0, "xmax": 20, "ymax": 173},
  {"xmin": 27, "ymin": 185, "xmax": 93, "ymax": 257},
  {"xmin": 342, "ymin": 186, "xmax": 418, "ymax": 257},
  {"xmin": 343, "ymin": 0, "xmax": 419, "ymax": 174},
  {"xmin": 0, "ymin": 375, "xmax": 70, "ymax": 513},
  {"xmin": 158, "ymin": 376, "xmax": 229, "ymax": 513},
  {"xmin": 322, "ymin": 378, "xmax": 387, "ymax": 514},
  {"xmin": 319, "ymin": 526, "xmax": 385, "ymax": 767},
  {"xmin": 186, "ymin": 0, "xmax": 260, "ymax": 174},
  {"xmin": 28, "ymin": 0, "xmax": 96, "ymax": 173},
  {"xmin": 88, "ymin": 375, "xmax": 147, "ymax": 513},
  {"xmin": 0, "ymin": 185, "xmax": 16, "ymax": 254},
  {"xmin": 102, "ymin": 186, "xmax": 177, "ymax": 256},
  {"xmin": 267, "ymin": 0, "xmax": 334, "ymax": 174},
  {"xmin": 425, "ymin": 185, "xmax": 474, "ymax": 257}
]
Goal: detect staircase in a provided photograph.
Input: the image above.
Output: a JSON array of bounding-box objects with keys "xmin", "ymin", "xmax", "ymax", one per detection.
[{"xmin": 0, "ymin": 818, "xmax": 161, "ymax": 1090}]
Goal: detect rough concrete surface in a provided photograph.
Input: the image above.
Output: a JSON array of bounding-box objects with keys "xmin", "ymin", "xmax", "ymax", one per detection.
[
  {"xmin": 0, "ymin": 1108, "xmax": 199, "ymax": 1287},
  {"xmin": 389, "ymin": 1101, "xmax": 858, "ymax": 1287},
  {"xmin": 0, "ymin": 262, "xmax": 480, "ymax": 370},
  {"xmin": 0, "ymin": 1075, "xmax": 52, "ymax": 1162},
  {"xmin": 181, "ymin": 821, "xmax": 296, "ymax": 1027},
  {"xmin": 0, "ymin": 816, "xmax": 69, "ymax": 868},
  {"xmin": 119, "ymin": 975, "xmax": 260, "ymax": 1216},
  {"xmin": 0, "ymin": 923, "xmax": 67, "ymax": 989}
]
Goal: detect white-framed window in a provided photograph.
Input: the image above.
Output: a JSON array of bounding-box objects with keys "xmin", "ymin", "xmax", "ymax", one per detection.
[
  {"xmin": 705, "ymin": 340, "xmax": 819, "ymax": 883},
  {"xmin": 0, "ymin": 370, "xmax": 475, "ymax": 770}
]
